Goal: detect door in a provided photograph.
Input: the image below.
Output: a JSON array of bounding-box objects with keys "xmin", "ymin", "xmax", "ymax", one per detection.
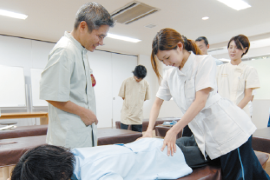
[
  {"xmin": 112, "ymin": 53, "xmax": 137, "ymax": 127},
  {"xmin": 88, "ymin": 50, "xmax": 113, "ymax": 128}
]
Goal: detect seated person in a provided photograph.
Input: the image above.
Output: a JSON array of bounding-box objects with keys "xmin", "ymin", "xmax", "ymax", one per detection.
[{"xmin": 10, "ymin": 138, "xmax": 192, "ymax": 180}]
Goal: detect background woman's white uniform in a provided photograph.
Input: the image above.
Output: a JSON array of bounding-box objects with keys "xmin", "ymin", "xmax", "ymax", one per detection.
[
  {"xmin": 216, "ymin": 62, "xmax": 260, "ymax": 116},
  {"xmin": 156, "ymin": 52, "xmax": 256, "ymax": 159}
]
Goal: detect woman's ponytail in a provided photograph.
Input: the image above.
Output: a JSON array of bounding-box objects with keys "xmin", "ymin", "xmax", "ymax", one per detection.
[{"xmin": 182, "ymin": 35, "xmax": 202, "ymax": 55}]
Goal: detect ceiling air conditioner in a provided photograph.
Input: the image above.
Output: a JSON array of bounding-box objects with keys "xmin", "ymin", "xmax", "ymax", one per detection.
[{"xmin": 111, "ymin": 1, "xmax": 159, "ymax": 25}]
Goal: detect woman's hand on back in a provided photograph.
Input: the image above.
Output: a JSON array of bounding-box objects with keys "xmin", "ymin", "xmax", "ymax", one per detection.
[
  {"xmin": 136, "ymin": 130, "xmax": 153, "ymax": 141},
  {"xmin": 143, "ymin": 130, "xmax": 153, "ymax": 138},
  {"xmin": 161, "ymin": 129, "xmax": 177, "ymax": 156}
]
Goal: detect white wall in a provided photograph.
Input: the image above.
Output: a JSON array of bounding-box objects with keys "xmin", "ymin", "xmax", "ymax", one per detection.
[
  {"xmin": 0, "ymin": 35, "xmax": 54, "ymax": 126},
  {"xmin": 243, "ymin": 57, "xmax": 270, "ymax": 99},
  {"xmin": 243, "ymin": 57, "xmax": 270, "ymax": 129},
  {"xmin": 212, "ymin": 45, "xmax": 270, "ymax": 60},
  {"xmin": 138, "ymin": 54, "xmax": 183, "ymax": 119},
  {"xmin": 252, "ymin": 99, "xmax": 270, "ymax": 129}
]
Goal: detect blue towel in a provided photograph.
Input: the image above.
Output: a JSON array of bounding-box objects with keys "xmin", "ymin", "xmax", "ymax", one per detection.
[{"xmin": 163, "ymin": 120, "xmax": 177, "ymax": 126}]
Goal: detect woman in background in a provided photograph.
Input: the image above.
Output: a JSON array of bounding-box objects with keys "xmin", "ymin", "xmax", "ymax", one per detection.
[{"xmin": 216, "ymin": 35, "xmax": 260, "ymax": 117}]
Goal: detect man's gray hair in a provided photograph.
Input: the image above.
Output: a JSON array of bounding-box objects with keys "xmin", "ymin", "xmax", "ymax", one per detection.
[{"xmin": 74, "ymin": 2, "xmax": 114, "ymax": 31}]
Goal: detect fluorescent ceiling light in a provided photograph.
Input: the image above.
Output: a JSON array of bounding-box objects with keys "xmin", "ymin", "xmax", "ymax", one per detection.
[
  {"xmin": 0, "ymin": 9, "xmax": 28, "ymax": 20},
  {"xmin": 250, "ymin": 38, "xmax": 270, "ymax": 49},
  {"xmin": 202, "ymin": 16, "xmax": 209, "ymax": 20},
  {"xmin": 217, "ymin": 0, "xmax": 251, "ymax": 11},
  {"xmin": 107, "ymin": 33, "xmax": 141, "ymax": 43}
]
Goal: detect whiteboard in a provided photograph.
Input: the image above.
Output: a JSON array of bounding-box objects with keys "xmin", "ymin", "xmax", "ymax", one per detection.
[
  {"xmin": 0, "ymin": 65, "xmax": 26, "ymax": 107},
  {"xmin": 31, "ymin": 69, "xmax": 48, "ymax": 106}
]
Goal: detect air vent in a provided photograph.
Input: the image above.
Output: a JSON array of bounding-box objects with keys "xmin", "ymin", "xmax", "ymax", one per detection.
[{"xmin": 111, "ymin": 1, "xmax": 159, "ymax": 25}]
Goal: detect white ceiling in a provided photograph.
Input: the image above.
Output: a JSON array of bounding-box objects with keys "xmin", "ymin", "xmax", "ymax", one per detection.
[{"xmin": 0, "ymin": 0, "xmax": 270, "ymax": 56}]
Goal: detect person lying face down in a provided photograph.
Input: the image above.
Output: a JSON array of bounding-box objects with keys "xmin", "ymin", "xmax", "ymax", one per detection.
[{"xmin": 10, "ymin": 138, "xmax": 192, "ymax": 180}]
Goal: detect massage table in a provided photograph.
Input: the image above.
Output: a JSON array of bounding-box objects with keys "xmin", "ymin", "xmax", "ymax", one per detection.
[
  {"xmin": 0, "ymin": 128, "xmax": 142, "ymax": 180},
  {"xmin": 1, "ymin": 126, "xmax": 269, "ymax": 180},
  {"xmin": 252, "ymin": 127, "xmax": 270, "ymax": 154},
  {"xmin": 115, "ymin": 117, "xmax": 180, "ymax": 131},
  {"xmin": 155, "ymin": 125, "xmax": 182, "ymax": 138}
]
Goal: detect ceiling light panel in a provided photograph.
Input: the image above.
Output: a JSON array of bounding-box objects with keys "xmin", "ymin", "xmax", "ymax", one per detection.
[
  {"xmin": 217, "ymin": 0, "xmax": 251, "ymax": 11},
  {"xmin": 202, "ymin": 16, "xmax": 209, "ymax": 20},
  {"xmin": 0, "ymin": 9, "xmax": 28, "ymax": 20},
  {"xmin": 107, "ymin": 33, "xmax": 141, "ymax": 43}
]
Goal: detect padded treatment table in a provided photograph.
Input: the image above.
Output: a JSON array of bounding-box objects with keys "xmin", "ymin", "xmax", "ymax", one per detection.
[
  {"xmin": 252, "ymin": 127, "xmax": 270, "ymax": 154},
  {"xmin": 178, "ymin": 165, "xmax": 221, "ymax": 180},
  {"xmin": 97, "ymin": 128, "xmax": 142, "ymax": 145},
  {"xmin": 0, "ymin": 135, "xmax": 47, "ymax": 167},
  {"xmin": 0, "ymin": 136, "xmax": 268, "ymax": 180},
  {"xmin": 0, "ymin": 128, "xmax": 142, "ymax": 167},
  {"xmin": 115, "ymin": 117, "xmax": 180, "ymax": 131},
  {"xmin": 0, "ymin": 125, "xmax": 48, "ymax": 140},
  {"xmin": 155, "ymin": 125, "xmax": 182, "ymax": 138}
]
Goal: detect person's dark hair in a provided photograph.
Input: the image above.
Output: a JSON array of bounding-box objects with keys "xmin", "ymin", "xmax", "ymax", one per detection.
[
  {"xmin": 133, "ymin": 65, "xmax": 147, "ymax": 79},
  {"xmin": 74, "ymin": 2, "xmax": 114, "ymax": 32},
  {"xmin": 195, "ymin": 36, "xmax": 209, "ymax": 46},
  {"xmin": 227, "ymin": 34, "xmax": 250, "ymax": 57},
  {"xmin": 151, "ymin": 28, "xmax": 202, "ymax": 81},
  {"xmin": 11, "ymin": 145, "xmax": 75, "ymax": 180}
]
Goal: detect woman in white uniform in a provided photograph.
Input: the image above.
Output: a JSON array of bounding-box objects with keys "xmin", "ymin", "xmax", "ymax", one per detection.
[
  {"xmin": 143, "ymin": 28, "xmax": 269, "ymax": 180},
  {"xmin": 216, "ymin": 35, "xmax": 260, "ymax": 117}
]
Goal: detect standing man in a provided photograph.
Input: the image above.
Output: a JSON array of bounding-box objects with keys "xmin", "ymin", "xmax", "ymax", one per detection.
[
  {"xmin": 195, "ymin": 36, "xmax": 223, "ymax": 65},
  {"xmin": 40, "ymin": 2, "xmax": 114, "ymax": 148},
  {"xmin": 118, "ymin": 65, "xmax": 150, "ymax": 132}
]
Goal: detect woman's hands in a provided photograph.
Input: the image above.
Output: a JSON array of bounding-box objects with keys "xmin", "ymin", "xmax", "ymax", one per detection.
[
  {"xmin": 160, "ymin": 88, "xmax": 212, "ymax": 156},
  {"xmin": 143, "ymin": 130, "xmax": 153, "ymax": 138},
  {"xmin": 161, "ymin": 129, "xmax": 178, "ymax": 156},
  {"xmin": 136, "ymin": 129, "xmax": 153, "ymax": 141}
]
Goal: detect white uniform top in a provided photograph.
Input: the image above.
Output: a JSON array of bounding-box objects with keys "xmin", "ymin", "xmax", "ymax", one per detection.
[
  {"xmin": 216, "ymin": 62, "xmax": 260, "ymax": 116},
  {"xmin": 156, "ymin": 52, "xmax": 256, "ymax": 159},
  {"xmin": 40, "ymin": 31, "xmax": 97, "ymax": 148},
  {"xmin": 118, "ymin": 77, "xmax": 150, "ymax": 125}
]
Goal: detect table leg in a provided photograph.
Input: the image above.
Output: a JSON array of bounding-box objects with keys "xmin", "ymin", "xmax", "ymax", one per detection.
[
  {"xmin": 40, "ymin": 117, "xmax": 48, "ymax": 125},
  {"xmin": 1, "ymin": 166, "xmax": 9, "ymax": 180}
]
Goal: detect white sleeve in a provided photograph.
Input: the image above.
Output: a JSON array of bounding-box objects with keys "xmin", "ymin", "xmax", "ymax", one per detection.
[
  {"xmin": 246, "ymin": 68, "xmax": 260, "ymax": 89},
  {"xmin": 40, "ymin": 48, "xmax": 73, "ymax": 102},
  {"xmin": 156, "ymin": 71, "xmax": 172, "ymax": 101},
  {"xmin": 195, "ymin": 56, "xmax": 216, "ymax": 92}
]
